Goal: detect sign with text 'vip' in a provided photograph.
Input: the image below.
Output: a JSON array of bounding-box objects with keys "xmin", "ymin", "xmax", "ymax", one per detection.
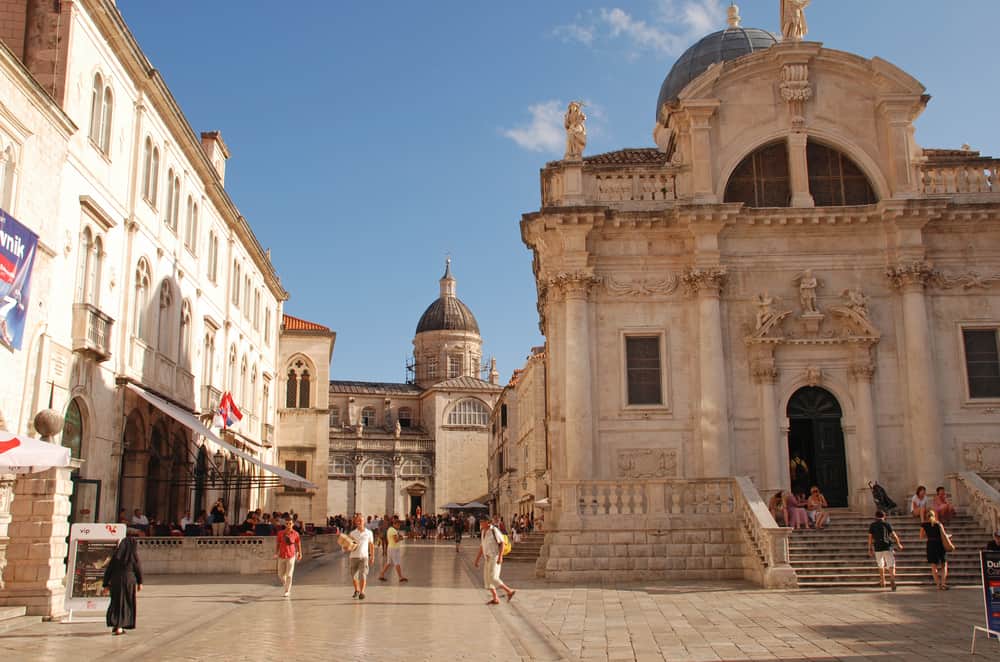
[
  {"xmin": 64, "ymin": 523, "xmax": 126, "ymax": 614},
  {"xmin": 980, "ymin": 551, "xmax": 1000, "ymax": 636},
  {"xmin": 0, "ymin": 209, "xmax": 38, "ymax": 351}
]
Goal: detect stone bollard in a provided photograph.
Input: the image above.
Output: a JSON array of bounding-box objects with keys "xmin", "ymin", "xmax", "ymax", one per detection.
[{"xmin": 0, "ymin": 409, "xmax": 74, "ymax": 618}]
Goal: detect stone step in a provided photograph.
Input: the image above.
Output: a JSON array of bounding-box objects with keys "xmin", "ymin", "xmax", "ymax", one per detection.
[
  {"xmin": 0, "ymin": 606, "xmax": 26, "ymax": 621},
  {"xmin": 0, "ymin": 615, "xmax": 41, "ymax": 635}
]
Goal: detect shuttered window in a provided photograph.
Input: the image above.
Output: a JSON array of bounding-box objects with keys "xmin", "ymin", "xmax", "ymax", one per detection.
[{"xmin": 626, "ymin": 336, "xmax": 661, "ymax": 405}]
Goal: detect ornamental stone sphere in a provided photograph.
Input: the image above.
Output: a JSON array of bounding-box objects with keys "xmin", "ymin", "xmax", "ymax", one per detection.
[{"xmin": 33, "ymin": 408, "xmax": 64, "ymax": 440}]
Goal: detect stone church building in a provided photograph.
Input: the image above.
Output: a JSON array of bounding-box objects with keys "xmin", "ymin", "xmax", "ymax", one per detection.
[
  {"xmin": 276, "ymin": 261, "xmax": 501, "ymax": 521},
  {"xmin": 522, "ymin": 5, "xmax": 1000, "ymax": 583}
]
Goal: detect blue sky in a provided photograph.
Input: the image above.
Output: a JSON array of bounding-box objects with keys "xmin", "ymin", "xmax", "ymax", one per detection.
[{"xmin": 118, "ymin": 1, "xmax": 1000, "ymax": 383}]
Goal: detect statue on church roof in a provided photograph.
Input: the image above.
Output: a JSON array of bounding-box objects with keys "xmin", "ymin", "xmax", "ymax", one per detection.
[
  {"xmin": 564, "ymin": 101, "xmax": 587, "ymax": 161},
  {"xmin": 781, "ymin": 0, "xmax": 810, "ymax": 42}
]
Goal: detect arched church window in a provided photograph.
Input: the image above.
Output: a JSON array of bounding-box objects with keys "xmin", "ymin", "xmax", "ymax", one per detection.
[
  {"xmin": 723, "ymin": 141, "xmax": 790, "ymax": 208},
  {"xmin": 361, "ymin": 406, "xmax": 376, "ymax": 427},
  {"xmin": 447, "ymin": 398, "xmax": 489, "ymax": 427},
  {"xmin": 397, "ymin": 407, "xmax": 412, "ymax": 428},
  {"xmin": 806, "ymin": 140, "xmax": 877, "ymax": 206},
  {"xmin": 329, "ymin": 455, "xmax": 354, "ymax": 476},
  {"xmin": 400, "ymin": 456, "xmax": 432, "ymax": 477},
  {"xmin": 362, "ymin": 457, "xmax": 393, "ymax": 477}
]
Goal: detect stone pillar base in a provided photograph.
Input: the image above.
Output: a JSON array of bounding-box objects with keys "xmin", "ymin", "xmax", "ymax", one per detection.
[{"xmin": 762, "ymin": 566, "xmax": 799, "ymax": 589}]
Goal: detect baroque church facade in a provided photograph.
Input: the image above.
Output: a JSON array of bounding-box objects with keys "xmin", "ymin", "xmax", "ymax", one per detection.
[
  {"xmin": 276, "ymin": 261, "xmax": 501, "ymax": 521},
  {"xmin": 522, "ymin": 5, "xmax": 1000, "ymax": 582}
]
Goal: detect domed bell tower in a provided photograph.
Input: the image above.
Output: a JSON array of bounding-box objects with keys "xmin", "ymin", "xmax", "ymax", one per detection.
[{"xmin": 412, "ymin": 259, "xmax": 483, "ymax": 388}]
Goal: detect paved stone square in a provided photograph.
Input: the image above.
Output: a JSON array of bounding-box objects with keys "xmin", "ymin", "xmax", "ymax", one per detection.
[{"xmin": 0, "ymin": 542, "xmax": 996, "ymax": 661}]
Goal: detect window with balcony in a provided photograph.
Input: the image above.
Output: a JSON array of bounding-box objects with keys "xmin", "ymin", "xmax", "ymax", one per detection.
[
  {"xmin": 963, "ymin": 328, "xmax": 1000, "ymax": 399},
  {"xmin": 157, "ymin": 281, "xmax": 175, "ymax": 358},
  {"xmin": 75, "ymin": 227, "xmax": 103, "ymax": 307},
  {"xmin": 89, "ymin": 73, "xmax": 113, "ymax": 155},
  {"xmin": 361, "ymin": 406, "xmax": 376, "ymax": 427},
  {"xmin": 178, "ymin": 300, "xmax": 192, "ymax": 370},
  {"xmin": 447, "ymin": 398, "xmax": 489, "ymax": 427}
]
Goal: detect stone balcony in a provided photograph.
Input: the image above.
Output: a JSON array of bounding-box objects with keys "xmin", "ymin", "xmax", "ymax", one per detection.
[
  {"xmin": 541, "ymin": 156, "xmax": 683, "ymax": 209},
  {"xmin": 918, "ymin": 152, "xmax": 999, "ymax": 200},
  {"xmin": 200, "ymin": 385, "xmax": 222, "ymax": 416},
  {"xmin": 71, "ymin": 303, "xmax": 113, "ymax": 362},
  {"xmin": 128, "ymin": 337, "xmax": 195, "ymax": 409},
  {"xmin": 262, "ymin": 422, "xmax": 274, "ymax": 444}
]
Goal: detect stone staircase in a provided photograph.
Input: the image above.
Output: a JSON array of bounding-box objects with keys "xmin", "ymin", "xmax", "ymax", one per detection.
[
  {"xmin": 0, "ymin": 606, "xmax": 40, "ymax": 634},
  {"xmin": 789, "ymin": 510, "xmax": 988, "ymax": 588},
  {"xmin": 505, "ymin": 532, "xmax": 544, "ymax": 563}
]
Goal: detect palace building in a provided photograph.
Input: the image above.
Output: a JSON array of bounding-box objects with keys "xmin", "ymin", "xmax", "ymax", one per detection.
[{"xmin": 521, "ymin": 4, "xmax": 1000, "ymax": 583}]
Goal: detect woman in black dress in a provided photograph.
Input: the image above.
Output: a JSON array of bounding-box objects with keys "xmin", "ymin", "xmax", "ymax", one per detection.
[
  {"xmin": 919, "ymin": 509, "xmax": 950, "ymax": 590},
  {"xmin": 102, "ymin": 536, "xmax": 143, "ymax": 634}
]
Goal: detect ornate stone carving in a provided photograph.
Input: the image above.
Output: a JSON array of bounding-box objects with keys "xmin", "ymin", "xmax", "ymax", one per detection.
[
  {"xmin": 681, "ymin": 267, "xmax": 727, "ymax": 296},
  {"xmin": 931, "ymin": 270, "xmax": 1000, "ymax": 290},
  {"xmin": 751, "ymin": 292, "xmax": 792, "ymax": 338},
  {"xmin": 962, "ymin": 442, "xmax": 1000, "ymax": 473},
  {"xmin": 793, "ymin": 269, "xmax": 822, "ymax": 314},
  {"xmin": 804, "ymin": 366, "xmax": 822, "ymax": 387},
  {"xmin": 849, "ymin": 362, "xmax": 876, "ymax": 382},
  {"xmin": 779, "ymin": 63, "xmax": 812, "ymax": 128},
  {"xmin": 780, "ymin": 0, "xmax": 810, "ymax": 42},
  {"xmin": 751, "ymin": 358, "xmax": 778, "ymax": 384},
  {"xmin": 616, "ymin": 448, "xmax": 678, "ymax": 479},
  {"xmin": 603, "ymin": 274, "xmax": 679, "ymax": 297},
  {"xmin": 543, "ymin": 272, "xmax": 602, "ymax": 301},
  {"xmin": 886, "ymin": 260, "xmax": 935, "ymax": 290},
  {"xmin": 829, "ymin": 288, "xmax": 880, "ymax": 338},
  {"xmin": 564, "ymin": 101, "xmax": 586, "ymax": 161}
]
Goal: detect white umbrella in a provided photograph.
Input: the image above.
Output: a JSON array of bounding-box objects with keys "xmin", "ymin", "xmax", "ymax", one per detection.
[{"xmin": 0, "ymin": 430, "xmax": 71, "ymax": 473}]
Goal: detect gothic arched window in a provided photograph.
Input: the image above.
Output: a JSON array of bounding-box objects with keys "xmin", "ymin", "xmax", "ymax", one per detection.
[
  {"xmin": 285, "ymin": 359, "xmax": 313, "ymax": 409},
  {"xmin": 133, "ymin": 259, "xmax": 152, "ymax": 342}
]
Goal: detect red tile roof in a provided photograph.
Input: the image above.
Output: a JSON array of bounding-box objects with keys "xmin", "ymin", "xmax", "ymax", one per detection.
[{"xmin": 282, "ymin": 314, "xmax": 331, "ymax": 332}]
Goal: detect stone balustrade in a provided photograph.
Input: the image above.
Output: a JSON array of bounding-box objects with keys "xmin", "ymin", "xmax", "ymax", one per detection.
[
  {"xmin": 137, "ymin": 533, "xmax": 339, "ymax": 575},
  {"xmin": 542, "ymin": 166, "xmax": 680, "ymax": 207},
  {"xmin": 330, "ymin": 438, "xmax": 434, "ymax": 453},
  {"xmin": 733, "ymin": 476, "xmax": 797, "ymax": 588},
  {"xmin": 949, "ymin": 471, "xmax": 1000, "ymax": 534},
  {"xmin": 71, "ymin": 303, "xmax": 113, "ymax": 362},
  {"xmin": 568, "ymin": 477, "xmax": 735, "ymax": 523},
  {"xmin": 919, "ymin": 159, "xmax": 999, "ymax": 196}
]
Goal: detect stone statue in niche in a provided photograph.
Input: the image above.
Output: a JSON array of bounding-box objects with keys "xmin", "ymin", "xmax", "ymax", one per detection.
[
  {"xmin": 394, "ymin": 420, "xmax": 401, "ymax": 439},
  {"xmin": 752, "ymin": 291, "xmax": 792, "ymax": 337},
  {"xmin": 781, "ymin": 0, "xmax": 810, "ymax": 42},
  {"xmin": 564, "ymin": 101, "xmax": 587, "ymax": 160},
  {"xmin": 794, "ymin": 269, "xmax": 821, "ymax": 314}
]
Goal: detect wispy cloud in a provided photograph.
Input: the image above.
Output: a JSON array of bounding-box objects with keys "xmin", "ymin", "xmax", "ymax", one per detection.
[
  {"xmin": 501, "ymin": 101, "xmax": 565, "ymax": 153},
  {"xmin": 553, "ymin": 1, "xmax": 726, "ymax": 58}
]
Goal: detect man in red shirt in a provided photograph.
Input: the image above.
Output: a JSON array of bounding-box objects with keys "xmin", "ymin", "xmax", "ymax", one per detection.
[{"xmin": 274, "ymin": 517, "xmax": 302, "ymax": 597}]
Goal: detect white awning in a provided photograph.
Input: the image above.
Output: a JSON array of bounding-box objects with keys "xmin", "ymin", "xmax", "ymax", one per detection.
[{"xmin": 126, "ymin": 383, "xmax": 315, "ymax": 490}]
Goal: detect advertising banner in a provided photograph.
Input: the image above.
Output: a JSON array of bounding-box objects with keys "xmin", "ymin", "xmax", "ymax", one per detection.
[
  {"xmin": 980, "ymin": 551, "xmax": 1000, "ymax": 636},
  {"xmin": 0, "ymin": 209, "xmax": 38, "ymax": 351},
  {"xmin": 64, "ymin": 523, "xmax": 126, "ymax": 615}
]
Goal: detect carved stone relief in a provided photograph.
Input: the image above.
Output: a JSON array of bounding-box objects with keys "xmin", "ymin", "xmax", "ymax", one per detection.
[
  {"xmin": 932, "ymin": 270, "xmax": 1000, "ymax": 291},
  {"xmin": 962, "ymin": 442, "xmax": 1000, "ymax": 473},
  {"xmin": 616, "ymin": 448, "xmax": 678, "ymax": 479},
  {"xmin": 603, "ymin": 274, "xmax": 679, "ymax": 297}
]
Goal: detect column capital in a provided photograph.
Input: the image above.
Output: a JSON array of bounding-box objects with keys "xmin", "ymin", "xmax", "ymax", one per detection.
[
  {"xmin": 543, "ymin": 271, "xmax": 601, "ymax": 302},
  {"xmin": 886, "ymin": 260, "xmax": 935, "ymax": 291},
  {"xmin": 682, "ymin": 267, "xmax": 727, "ymax": 297},
  {"xmin": 849, "ymin": 362, "xmax": 876, "ymax": 382},
  {"xmin": 752, "ymin": 359, "xmax": 779, "ymax": 384}
]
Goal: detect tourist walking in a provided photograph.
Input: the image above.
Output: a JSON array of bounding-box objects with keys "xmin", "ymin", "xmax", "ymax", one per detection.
[
  {"xmin": 274, "ymin": 517, "xmax": 302, "ymax": 597},
  {"xmin": 867, "ymin": 510, "xmax": 903, "ymax": 590},
  {"xmin": 474, "ymin": 518, "xmax": 514, "ymax": 605},
  {"xmin": 102, "ymin": 536, "xmax": 143, "ymax": 635},
  {"xmin": 378, "ymin": 516, "xmax": 409, "ymax": 582},
  {"xmin": 920, "ymin": 509, "xmax": 953, "ymax": 589},
  {"xmin": 454, "ymin": 514, "xmax": 464, "ymax": 551},
  {"xmin": 349, "ymin": 514, "xmax": 374, "ymax": 599}
]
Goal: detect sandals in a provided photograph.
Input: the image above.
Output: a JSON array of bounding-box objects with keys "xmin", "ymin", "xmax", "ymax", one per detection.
[
  {"xmin": 486, "ymin": 598, "xmax": 500, "ymax": 605},
  {"xmin": 506, "ymin": 590, "xmax": 516, "ymax": 602}
]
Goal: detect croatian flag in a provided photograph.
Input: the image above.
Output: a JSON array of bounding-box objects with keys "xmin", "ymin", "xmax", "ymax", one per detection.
[{"xmin": 215, "ymin": 392, "xmax": 243, "ymax": 429}]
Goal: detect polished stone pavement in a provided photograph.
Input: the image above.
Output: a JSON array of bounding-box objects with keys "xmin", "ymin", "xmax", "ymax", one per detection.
[{"xmin": 0, "ymin": 541, "xmax": 995, "ymax": 661}]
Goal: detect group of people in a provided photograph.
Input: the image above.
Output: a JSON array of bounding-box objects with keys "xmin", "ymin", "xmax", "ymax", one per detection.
[
  {"xmin": 768, "ymin": 486, "xmax": 830, "ymax": 529},
  {"xmin": 117, "ymin": 500, "xmax": 308, "ymax": 538}
]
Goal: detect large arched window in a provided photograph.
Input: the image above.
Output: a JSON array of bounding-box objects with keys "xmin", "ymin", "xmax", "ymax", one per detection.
[
  {"xmin": 133, "ymin": 259, "xmax": 152, "ymax": 342},
  {"xmin": 806, "ymin": 140, "xmax": 877, "ymax": 206},
  {"xmin": 362, "ymin": 457, "xmax": 393, "ymax": 478},
  {"xmin": 89, "ymin": 73, "xmax": 113, "ymax": 154},
  {"xmin": 447, "ymin": 398, "xmax": 490, "ymax": 426},
  {"xmin": 62, "ymin": 398, "xmax": 84, "ymax": 459},
  {"xmin": 400, "ymin": 456, "xmax": 432, "ymax": 477},
  {"xmin": 285, "ymin": 359, "xmax": 312, "ymax": 409},
  {"xmin": 724, "ymin": 141, "xmax": 790, "ymax": 207},
  {"xmin": 329, "ymin": 455, "xmax": 354, "ymax": 476}
]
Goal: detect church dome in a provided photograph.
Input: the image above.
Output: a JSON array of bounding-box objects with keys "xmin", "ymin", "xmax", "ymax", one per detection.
[
  {"xmin": 416, "ymin": 296, "xmax": 480, "ymax": 335},
  {"xmin": 655, "ymin": 26, "xmax": 778, "ymax": 119},
  {"xmin": 415, "ymin": 259, "xmax": 480, "ymax": 335}
]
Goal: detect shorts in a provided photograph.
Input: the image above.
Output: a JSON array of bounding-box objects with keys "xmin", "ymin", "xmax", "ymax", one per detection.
[
  {"xmin": 350, "ymin": 557, "xmax": 369, "ymax": 580},
  {"xmin": 483, "ymin": 555, "xmax": 502, "ymax": 589},
  {"xmin": 874, "ymin": 550, "xmax": 895, "ymax": 569},
  {"xmin": 388, "ymin": 548, "xmax": 402, "ymax": 566}
]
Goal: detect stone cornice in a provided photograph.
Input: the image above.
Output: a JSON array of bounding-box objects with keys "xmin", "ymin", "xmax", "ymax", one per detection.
[{"xmin": 0, "ymin": 39, "xmax": 76, "ymax": 138}]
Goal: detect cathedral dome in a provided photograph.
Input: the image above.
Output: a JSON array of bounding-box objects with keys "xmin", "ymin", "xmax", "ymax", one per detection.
[
  {"xmin": 415, "ymin": 259, "xmax": 480, "ymax": 335},
  {"xmin": 655, "ymin": 26, "xmax": 778, "ymax": 119}
]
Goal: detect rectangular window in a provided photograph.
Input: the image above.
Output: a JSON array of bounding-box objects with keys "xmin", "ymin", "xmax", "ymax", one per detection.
[
  {"xmin": 964, "ymin": 328, "xmax": 1000, "ymax": 398},
  {"xmin": 329, "ymin": 407, "xmax": 340, "ymax": 427},
  {"xmin": 426, "ymin": 357, "xmax": 437, "ymax": 380},
  {"xmin": 284, "ymin": 460, "xmax": 307, "ymax": 493},
  {"xmin": 243, "ymin": 278, "xmax": 251, "ymax": 320},
  {"xmin": 625, "ymin": 336, "xmax": 662, "ymax": 405},
  {"xmin": 232, "ymin": 262, "xmax": 240, "ymax": 307},
  {"xmin": 447, "ymin": 354, "xmax": 462, "ymax": 379}
]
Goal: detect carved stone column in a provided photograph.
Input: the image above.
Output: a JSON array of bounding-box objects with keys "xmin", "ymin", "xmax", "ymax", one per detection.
[
  {"xmin": 684, "ymin": 101, "xmax": 721, "ymax": 202},
  {"xmin": 752, "ymin": 353, "xmax": 784, "ymax": 491},
  {"xmin": 787, "ymin": 132, "xmax": 815, "ymax": 208},
  {"xmin": 392, "ymin": 455, "xmax": 403, "ymax": 517},
  {"xmin": 352, "ymin": 454, "xmax": 364, "ymax": 516},
  {"xmin": 887, "ymin": 261, "xmax": 942, "ymax": 486},
  {"xmin": 684, "ymin": 268, "xmax": 731, "ymax": 477},
  {"xmin": 849, "ymin": 358, "xmax": 879, "ymax": 508}
]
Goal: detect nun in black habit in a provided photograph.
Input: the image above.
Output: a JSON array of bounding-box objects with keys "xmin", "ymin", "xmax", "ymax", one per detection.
[{"xmin": 102, "ymin": 536, "xmax": 143, "ymax": 634}]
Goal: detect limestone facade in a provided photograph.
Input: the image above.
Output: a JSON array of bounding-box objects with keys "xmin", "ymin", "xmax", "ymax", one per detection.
[{"xmin": 521, "ymin": 19, "xmax": 1000, "ymax": 583}]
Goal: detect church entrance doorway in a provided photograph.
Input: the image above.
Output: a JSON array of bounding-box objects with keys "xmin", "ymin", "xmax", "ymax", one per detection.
[
  {"xmin": 409, "ymin": 495, "xmax": 422, "ymax": 516},
  {"xmin": 786, "ymin": 386, "xmax": 848, "ymax": 507}
]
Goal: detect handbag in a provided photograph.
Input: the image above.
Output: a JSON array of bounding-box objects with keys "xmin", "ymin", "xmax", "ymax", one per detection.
[{"xmin": 943, "ymin": 530, "xmax": 956, "ymax": 552}]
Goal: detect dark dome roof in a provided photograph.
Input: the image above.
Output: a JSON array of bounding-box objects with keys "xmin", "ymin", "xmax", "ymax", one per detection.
[
  {"xmin": 656, "ymin": 27, "xmax": 778, "ymax": 119},
  {"xmin": 416, "ymin": 296, "xmax": 480, "ymax": 335}
]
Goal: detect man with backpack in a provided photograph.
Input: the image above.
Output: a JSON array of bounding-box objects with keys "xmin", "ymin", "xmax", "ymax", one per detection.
[
  {"xmin": 474, "ymin": 517, "xmax": 515, "ymax": 605},
  {"xmin": 867, "ymin": 510, "xmax": 904, "ymax": 590}
]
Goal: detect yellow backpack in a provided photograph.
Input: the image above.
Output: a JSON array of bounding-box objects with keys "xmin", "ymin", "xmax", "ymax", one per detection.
[{"xmin": 501, "ymin": 533, "xmax": 512, "ymax": 557}]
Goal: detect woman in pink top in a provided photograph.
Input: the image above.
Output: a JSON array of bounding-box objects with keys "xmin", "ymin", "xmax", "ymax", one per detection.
[
  {"xmin": 931, "ymin": 486, "xmax": 956, "ymax": 525},
  {"xmin": 784, "ymin": 491, "xmax": 810, "ymax": 529}
]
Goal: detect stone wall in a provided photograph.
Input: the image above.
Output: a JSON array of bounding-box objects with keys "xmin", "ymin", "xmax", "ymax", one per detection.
[{"xmin": 137, "ymin": 534, "xmax": 339, "ymax": 575}]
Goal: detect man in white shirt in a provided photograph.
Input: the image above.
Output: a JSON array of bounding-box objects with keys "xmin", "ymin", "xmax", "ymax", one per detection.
[
  {"xmin": 474, "ymin": 518, "xmax": 515, "ymax": 605},
  {"xmin": 349, "ymin": 514, "xmax": 375, "ymax": 600},
  {"xmin": 179, "ymin": 511, "xmax": 192, "ymax": 530},
  {"xmin": 131, "ymin": 509, "xmax": 149, "ymax": 531}
]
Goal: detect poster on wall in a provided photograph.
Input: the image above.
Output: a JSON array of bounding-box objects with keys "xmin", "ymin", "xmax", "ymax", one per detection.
[
  {"xmin": 980, "ymin": 551, "xmax": 1000, "ymax": 637},
  {"xmin": 0, "ymin": 209, "xmax": 38, "ymax": 351},
  {"xmin": 64, "ymin": 523, "xmax": 126, "ymax": 617}
]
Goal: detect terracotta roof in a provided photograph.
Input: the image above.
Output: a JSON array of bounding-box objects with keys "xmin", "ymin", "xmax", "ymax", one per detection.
[
  {"xmin": 584, "ymin": 148, "xmax": 670, "ymax": 166},
  {"xmin": 282, "ymin": 314, "xmax": 331, "ymax": 332},
  {"xmin": 430, "ymin": 376, "xmax": 502, "ymax": 391},
  {"xmin": 329, "ymin": 380, "xmax": 423, "ymax": 395}
]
